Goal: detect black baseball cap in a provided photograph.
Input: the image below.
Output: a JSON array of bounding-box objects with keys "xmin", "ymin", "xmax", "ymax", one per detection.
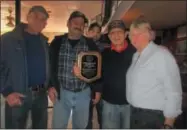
[
  {"xmin": 68, "ymin": 11, "xmax": 88, "ymax": 23},
  {"xmin": 108, "ymin": 20, "xmax": 126, "ymax": 32}
]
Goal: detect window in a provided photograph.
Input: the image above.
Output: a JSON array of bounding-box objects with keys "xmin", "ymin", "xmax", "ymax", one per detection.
[{"xmin": 1, "ymin": 0, "xmax": 15, "ymax": 35}]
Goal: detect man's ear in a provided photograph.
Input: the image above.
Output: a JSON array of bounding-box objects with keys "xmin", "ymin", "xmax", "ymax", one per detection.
[
  {"xmin": 67, "ymin": 20, "xmax": 70, "ymax": 28},
  {"xmin": 108, "ymin": 33, "xmax": 111, "ymax": 40},
  {"xmin": 26, "ymin": 14, "xmax": 29, "ymax": 21},
  {"xmin": 26, "ymin": 12, "xmax": 32, "ymax": 22}
]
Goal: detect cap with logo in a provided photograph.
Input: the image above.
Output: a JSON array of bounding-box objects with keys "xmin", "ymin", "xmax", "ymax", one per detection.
[{"xmin": 108, "ymin": 20, "xmax": 126, "ymax": 32}]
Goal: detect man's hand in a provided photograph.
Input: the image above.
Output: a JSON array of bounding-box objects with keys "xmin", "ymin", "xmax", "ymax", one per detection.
[
  {"xmin": 48, "ymin": 87, "xmax": 58, "ymax": 104},
  {"xmin": 163, "ymin": 118, "xmax": 175, "ymax": 128},
  {"xmin": 73, "ymin": 63, "xmax": 81, "ymax": 78},
  {"xmin": 5, "ymin": 92, "xmax": 26, "ymax": 107},
  {"xmin": 92, "ymin": 92, "xmax": 101, "ymax": 105}
]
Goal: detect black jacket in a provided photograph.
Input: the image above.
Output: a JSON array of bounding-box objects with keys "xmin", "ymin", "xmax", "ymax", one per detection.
[{"xmin": 49, "ymin": 33, "xmax": 102, "ymax": 99}]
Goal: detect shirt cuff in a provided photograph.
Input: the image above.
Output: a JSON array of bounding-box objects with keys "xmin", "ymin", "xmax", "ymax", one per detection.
[{"xmin": 1, "ymin": 86, "xmax": 13, "ymax": 97}]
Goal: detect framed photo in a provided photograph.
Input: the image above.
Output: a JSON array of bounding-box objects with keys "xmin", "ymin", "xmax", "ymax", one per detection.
[
  {"xmin": 175, "ymin": 37, "xmax": 187, "ymax": 75},
  {"xmin": 175, "ymin": 39, "xmax": 187, "ymax": 55}
]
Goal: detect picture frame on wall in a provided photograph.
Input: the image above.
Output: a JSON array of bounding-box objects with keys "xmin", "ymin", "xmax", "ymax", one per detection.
[
  {"xmin": 175, "ymin": 37, "xmax": 187, "ymax": 75},
  {"xmin": 175, "ymin": 39, "xmax": 187, "ymax": 55}
]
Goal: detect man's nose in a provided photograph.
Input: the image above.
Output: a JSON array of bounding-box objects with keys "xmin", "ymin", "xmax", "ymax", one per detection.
[
  {"xmin": 75, "ymin": 25, "xmax": 81, "ymax": 29},
  {"xmin": 114, "ymin": 34, "xmax": 119, "ymax": 38}
]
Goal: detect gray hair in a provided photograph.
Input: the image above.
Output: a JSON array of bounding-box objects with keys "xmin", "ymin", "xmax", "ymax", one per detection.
[{"xmin": 130, "ymin": 16, "xmax": 152, "ymax": 31}]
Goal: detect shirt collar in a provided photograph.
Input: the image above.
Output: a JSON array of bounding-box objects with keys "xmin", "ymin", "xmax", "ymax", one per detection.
[
  {"xmin": 136, "ymin": 41, "xmax": 155, "ymax": 59},
  {"xmin": 111, "ymin": 40, "xmax": 128, "ymax": 53}
]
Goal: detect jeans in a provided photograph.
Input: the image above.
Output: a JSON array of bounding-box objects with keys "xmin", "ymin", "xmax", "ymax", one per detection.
[
  {"xmin": 86, "ymin": 100, "xmax": 102, "ymax": 129},
  {"xmin": 130, "ymin": 106, "xmax": 164, "ymax": 129},
  {"xmin": 102, "ymin": 100, "xmax": 130, "ymax": 129},
  {"xmin": 185, "ymin": 109, "xmax": 187, "ymax": 128},
  {"xmin": 5, "ymin": 90, "xmax": 48, "ymax": 129},
  {"xmin": 52, "ymin": 87, "xmax": 91, "ymax": 129}
]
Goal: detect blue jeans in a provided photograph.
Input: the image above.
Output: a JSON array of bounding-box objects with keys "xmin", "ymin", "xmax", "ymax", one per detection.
[
  {"xmin": 5, "ymin": 91, "xmax": 48, "ymax": 129},
  {"xmin": 102, "ymin": 100, "xmax": 130, "ymax": 129},
  {"xmin": 52, "ymin": 87, "xmax": 91, "ymax": 129}
]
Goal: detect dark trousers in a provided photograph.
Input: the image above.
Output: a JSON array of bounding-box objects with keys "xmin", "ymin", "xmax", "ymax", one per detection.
[
  {"xmin": 130, "ymin": 106, "xmax": 164, "ymax": 129},
  {"xmin": 5, "ymin": 90, "xmax": 48, "ymax": 129},
  {"xmin": 184, "ymin": 108, "xmax": 187, "ymax": 128},
  {"xmin": 86, "ymin": 100, "xmax": 102, "ymax": 129}
]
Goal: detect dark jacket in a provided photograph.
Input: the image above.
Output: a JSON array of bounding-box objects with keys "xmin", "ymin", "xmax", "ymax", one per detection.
[
  {"xmin": 49, "ymin": 33, "xmax": 102, "ymax": 99},
  {"xmin": 0, "ymin": 23, "xmax": 50, "ymax": 97}
]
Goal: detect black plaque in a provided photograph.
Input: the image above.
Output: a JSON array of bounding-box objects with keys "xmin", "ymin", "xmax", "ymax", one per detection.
[{"xmin": 77, "ymin": 51, "xmax": 101, "ymax": 83}]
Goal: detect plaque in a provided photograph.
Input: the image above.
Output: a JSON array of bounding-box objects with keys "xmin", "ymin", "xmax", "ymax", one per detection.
[{"xmin": 77, "ymin": 51, "xmax": 102, "ymax": 83}]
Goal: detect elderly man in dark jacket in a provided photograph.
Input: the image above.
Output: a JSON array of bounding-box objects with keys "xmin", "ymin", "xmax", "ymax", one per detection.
[{"xmin": 1, "ymin": 6, "xmax": 50, "ymax": 129}]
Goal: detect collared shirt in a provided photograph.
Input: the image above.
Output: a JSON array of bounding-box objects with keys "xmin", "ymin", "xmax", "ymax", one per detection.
[
  {"xmin": 126, "ymin": 41, "xmax": 182, "ymax": 118},
  {"xmin": 57, "ymin": 36, "xmax": 88, "ymax": 91}
]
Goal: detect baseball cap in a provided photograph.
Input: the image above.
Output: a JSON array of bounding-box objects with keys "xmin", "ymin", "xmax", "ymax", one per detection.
[
  {"xmin": 68, "ymin": 11, "xmax": 88, "ymax": 23},
  {"xmin": 28, "ymin": 5, "xmax": 49, "ymax": 18},
  {"xmin": 108, "ymin": 20, "xmax": 126, "ymax": 32}
]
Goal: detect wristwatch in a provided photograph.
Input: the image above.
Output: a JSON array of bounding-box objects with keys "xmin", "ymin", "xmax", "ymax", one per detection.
[{"xmin": 163, "ymin": 124, "xmax": 173, "ymax": 129}]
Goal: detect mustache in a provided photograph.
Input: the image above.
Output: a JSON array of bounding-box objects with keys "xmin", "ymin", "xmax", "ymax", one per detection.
[{"xmin": 74, "ymin": 28, "xmax": 82, "ymax": 31}]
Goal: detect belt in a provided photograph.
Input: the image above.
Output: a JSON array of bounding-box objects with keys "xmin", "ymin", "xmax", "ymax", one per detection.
[
  {"xmin": 29, "ymin": 84, "xmax": 45, "ymax": 92},
  {"xmin": 131, "ymin": 106, "xmax": 162, "ymax": 114},
  {"xmin": 63, "ymin": 86, "xmax": 88, "ymax": 93}
]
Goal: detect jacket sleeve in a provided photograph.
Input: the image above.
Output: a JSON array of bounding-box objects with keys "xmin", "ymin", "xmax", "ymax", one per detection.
[
  {"xmin": 48, "ymin": 35, "xmax": 65, "ymax": 90},
  {"xmin": 48, "ymin": 37, "xmax": 59, "ymax": 88},
  {"xmin": 90, "ymin": 78, "xmax": 103, "ymax": 93},
  {"xmin": 0, "ymin": 34, "xmax": 14, "ymax": 97}
]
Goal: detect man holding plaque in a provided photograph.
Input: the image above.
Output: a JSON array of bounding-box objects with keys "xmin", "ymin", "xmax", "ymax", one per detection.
[
  {"xmin": 100, "ymin": 20, "xmax": 136, "ymax": 129},
  {"xmin": 48, "ymin": 11, "xmax": 101, "ymax": 129}
]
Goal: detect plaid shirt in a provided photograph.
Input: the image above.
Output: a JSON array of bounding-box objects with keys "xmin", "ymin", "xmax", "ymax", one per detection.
[{"xmin": 57, "ymin": 36, "xmax": 89, "ymax": 91}]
